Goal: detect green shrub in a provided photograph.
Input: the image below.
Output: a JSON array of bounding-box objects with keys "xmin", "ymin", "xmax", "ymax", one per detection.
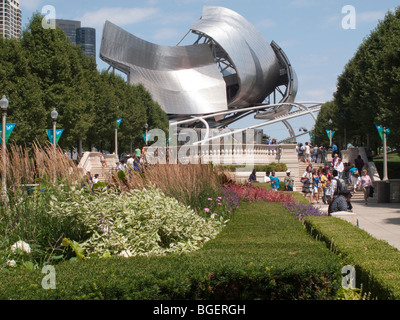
[
  {"xmin": 48, "ymin": 187, "xmax": 229, "ymax": 258},
  {"xmin": 305, "ymin": 216, "xmax": 400, "ymax": 300},
  {"xmin": 373, "ymin": 161, "xmax": 400, "ymax": 179},
  {"xmin": 218, "ymin": 163, "xmax": 288, "ymax": 173},
  {"xmin": 117, "ymin": 170, "xmax": 126, "ymax": 182},
  {"xmin": 0, "ymin": 185, "xmax": 89, "ymax": 267}
]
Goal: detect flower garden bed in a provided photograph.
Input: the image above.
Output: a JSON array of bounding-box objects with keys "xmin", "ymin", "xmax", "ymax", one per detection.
[
  {"xmin": 0, "ymin": 182, "xmax": 343, "ymax": 300},
  {"xmin": 0, "ymin": 201, "xmax": 342, "ymax": 300}
]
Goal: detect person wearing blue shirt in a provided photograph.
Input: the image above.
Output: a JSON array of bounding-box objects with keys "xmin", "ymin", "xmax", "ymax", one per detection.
[
  {"xmin": 332, "ymin": 144, "xmax": 338, "ymax": 157},
  {"xmin": 270, "ymin": 171, "xmax": 280, "ymax": 191}
]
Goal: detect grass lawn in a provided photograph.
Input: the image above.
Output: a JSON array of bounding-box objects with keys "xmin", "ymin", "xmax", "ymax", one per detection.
[
  {"xmin": 374, "ymin": 152, "xmax": 400, "ymax": 162},
  {"xmin": 373, "ymin": 152, "xmax": 400, "ymax": 179}
]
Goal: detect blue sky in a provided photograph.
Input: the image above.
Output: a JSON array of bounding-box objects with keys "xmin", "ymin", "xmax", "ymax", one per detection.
[{"xmin": 20, "ymin": 0, "xmax": 399, "ymax": 144}]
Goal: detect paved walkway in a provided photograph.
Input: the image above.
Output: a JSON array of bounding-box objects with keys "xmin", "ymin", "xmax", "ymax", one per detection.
[{"xmin": 314, "ymin": 193, "xmax": 400, "ymax": 251}]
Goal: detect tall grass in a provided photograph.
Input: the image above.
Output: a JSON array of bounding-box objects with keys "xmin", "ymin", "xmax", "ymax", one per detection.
[
  {"xmin": 0, "ymin": 142, "xmax": 87, "ymax": 266},
  {"xmin": 0, "ymin": 145, "xmax": 236, "ymax": 267},
  {"xmin": 0, "ymin": 141, "xmax": 84, "ymax": 190},
  {"xmin": 110, "ymin": 163, "xmax": 228, "ymax": 213}
]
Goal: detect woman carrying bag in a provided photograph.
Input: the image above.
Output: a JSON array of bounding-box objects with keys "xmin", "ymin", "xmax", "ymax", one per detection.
[{"xmin": 301, "ymin": 165, "xmax": 313, "ymax": 201}]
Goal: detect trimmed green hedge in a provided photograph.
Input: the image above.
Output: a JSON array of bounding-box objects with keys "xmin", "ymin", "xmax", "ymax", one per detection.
[
  {"xmin": 0, "ymin": 202, "xmax": 342, "ymax": 300},
  {"xmin": 218, "ymin": 163, "xmax": 288, "ymax": 173},
  {"xmin": 305, "ymin": 216, "xmax": 400, "ymax": 300},
  {"xmin": 374, "ymin": 161, "xmax": 400, "ymax": 179}
]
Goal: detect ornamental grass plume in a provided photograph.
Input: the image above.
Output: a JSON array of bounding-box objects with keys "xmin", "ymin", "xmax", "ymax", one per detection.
[
  {"xmin": 1, "ymin": 141, "xmax": 83, "ymax": 190},
  {"xmin": 112, "ymin": 163, "xmax": 222, "ymax": 210}
]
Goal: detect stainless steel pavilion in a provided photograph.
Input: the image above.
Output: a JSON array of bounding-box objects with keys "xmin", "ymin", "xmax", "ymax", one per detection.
[{"xmin": 100, "ymin": 6, "xmax": 320, "ymax": 141}]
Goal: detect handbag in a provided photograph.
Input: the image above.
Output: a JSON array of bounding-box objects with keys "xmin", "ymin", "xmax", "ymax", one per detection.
[{"xmin": 301, "ymin": 177, "xmax": 309, "ymax": 184}]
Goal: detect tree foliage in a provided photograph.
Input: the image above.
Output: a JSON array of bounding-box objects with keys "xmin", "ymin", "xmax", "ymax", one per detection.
[
  {"xmin": 0, "ymin": 13, "xmax": 169, "ymax": 153},
  {"xmin": 314, "ymin": 7, "xmax": 400, "ymax": 152}
]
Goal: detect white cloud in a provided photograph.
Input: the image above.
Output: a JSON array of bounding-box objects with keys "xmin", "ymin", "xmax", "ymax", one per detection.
[
  {"xmin": 156, "ymin": 11, "xmax": 196, "ymax": 26},
  {"xmin": 357, "ymin": 11, "xmax": 386, "ymax": 24},
  {"xmin": 20, "ymin": 0, "xmax": 44, "ymax": 11},
  {"xmin": 324, "ymin": 9, "xmax": 389, "ymax": 29},
  {"xmin": 77, "ymin": 7, "xmax": 160, "ymax": 28}
]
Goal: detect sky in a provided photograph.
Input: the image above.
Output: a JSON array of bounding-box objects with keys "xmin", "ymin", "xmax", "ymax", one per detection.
[{"xmin": 20, "ymin": 0, "xmax": 399, "ymax": 145}]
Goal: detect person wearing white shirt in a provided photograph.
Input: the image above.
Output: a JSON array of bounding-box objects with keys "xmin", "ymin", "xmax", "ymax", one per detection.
[
  {"xmin": 336, "ymin": 158, "xmax": 344, "ymax": 179},
  {"xmin": 127, "ymin": 155, "xmax": 134, "ymax": 170},
  {"xmin": 264, "ymin": 171, "xmax": 271, "ymax": 183},
  {"xmin": 93, "ymin": 174, "xmax": 99, "ymax": 184},
  {"xmin": 118, "ymin": 160, "xmax": 126, "ymax": 171}
]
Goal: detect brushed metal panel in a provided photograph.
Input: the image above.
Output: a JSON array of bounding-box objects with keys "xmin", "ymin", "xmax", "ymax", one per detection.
[
  {"xmin": 190, "ymin": 6, "xmax": 281, "ymax": 108},
  {"xmin": 100, "ymin": 21, "xmax": 228, "ymax": 115}
]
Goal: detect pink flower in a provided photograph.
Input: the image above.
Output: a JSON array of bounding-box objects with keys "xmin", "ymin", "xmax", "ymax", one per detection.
[
  {"xmin": 204, "ymin": 208, "xmax": 210, "ymax": 213},
  {"xmin": 208, "ymin": 198, "xmax": 213, "ymax": 201}
]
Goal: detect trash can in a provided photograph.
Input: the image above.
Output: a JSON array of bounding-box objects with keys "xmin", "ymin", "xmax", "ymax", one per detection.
[{"xmin": 376, "ymin": 181, "xmax": 390, "ymax": 203}]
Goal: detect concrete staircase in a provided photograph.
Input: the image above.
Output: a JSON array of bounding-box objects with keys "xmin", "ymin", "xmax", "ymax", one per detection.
[
  {"xmin": 297, "ymin": 153, "xmax": 332, "ymax": 188},
  {"xmin": 78, "ymin": 152, "xmax": 119, "ymax": 182},
  {"xmin": 345, "ymin": 179, "xmax": 377, "ymax": 205}
]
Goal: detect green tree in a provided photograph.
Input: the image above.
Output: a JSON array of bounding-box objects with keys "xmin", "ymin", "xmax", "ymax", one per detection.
[
  {"xmin": 330, "ymin": 6, "xmax": 400, "ymax": 152},
  {"xmin": 0, "ymin": 12, "xmax": 169, "ymax": 153},
  {"xmin": 0, "ymin": 37, "xmax": 46, "ymax": 145}
]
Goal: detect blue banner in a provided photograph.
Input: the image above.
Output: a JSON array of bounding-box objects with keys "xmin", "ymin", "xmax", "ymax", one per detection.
[
  {"xmin": 143, "ymin": 133, "xmax": 151, "ymax": 143},
  {"xmin": 47, "ymin": 129, "xmax": 64, "ymax": 146},
  {"xmin": 0, "ymin": 123, "xmax": 16, "ymax": 145},
  {"xmin": 326, "ymin": 130, "xmax": 335, "ymax": 140},
  {"xmin": 116, "ymin": 118, "xmax": 122, "ymax": 128},
  {"xmin": 375, "ymin": 124, "xmax": 390, "ymax": 141}
]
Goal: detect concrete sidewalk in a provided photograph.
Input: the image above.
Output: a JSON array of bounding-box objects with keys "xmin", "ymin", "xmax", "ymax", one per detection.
[{"xmin": 315, "ymin": 194, "xmax": 400, "ymax": 251}]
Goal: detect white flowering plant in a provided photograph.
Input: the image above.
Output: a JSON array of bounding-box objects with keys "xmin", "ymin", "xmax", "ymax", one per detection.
[
  {"xmin": 49, "ymin": 187, "xmax": 229, "ymax": 258},
  {"xmin": 0, "ymin": 238, "xmax": 37, "ymax": 270}
]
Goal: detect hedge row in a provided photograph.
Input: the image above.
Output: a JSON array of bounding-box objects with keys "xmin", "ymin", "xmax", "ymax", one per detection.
[
  {"xmin": 218, "ymin": 163, "xmax": 288, "ymax": 173},
  {"xmin": 0, "ymin": 202, "xmax": 342, "ymax": 300},
  {"xmin": 305, "ymin": 216, "xmax": 400, "ymax": 299},
  {"xmin": 374, "ymin": 161, "xmax": 400, "ymax": 179}
]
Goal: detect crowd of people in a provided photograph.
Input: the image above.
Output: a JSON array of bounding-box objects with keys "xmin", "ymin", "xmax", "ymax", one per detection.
[
  {"xmin": 299, "ymin": 145, "xmax": 374, "ymax": 215},
  {"xmin": 296, "ymin": 142, "xmax": 332, "ymax": 164},
  {"xmin": 84, "ymin": 146, "xmax": 147, "ymax": 190},
  {"xmin": 249, "ymin": 168, "xmax": 294, "ymax": 192},
  {"xmin": 117, "ymin": 147, "xmax": 146, "ymax": 173},
  {"xmin": 249, "ymin": 139, "xmax": 375, "ymax": 215}
]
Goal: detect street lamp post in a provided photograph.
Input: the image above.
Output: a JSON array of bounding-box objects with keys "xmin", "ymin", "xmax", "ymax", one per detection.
[
  {"xmin": 145, "ymin": 123, "xmax": 149, "ymax": 146},
  {"xmin": 0, "ymin": 95, "xmax": 9, "ymax": 203},
  {"xmin": 115, "ymin": 127, "xmax": 118, "ymax": 157},
  {"xmin": 328, "ymin": 119, "xmax": 333, "ymax": 147},
  {"xmin": 383, "ymin": 127, "xmax": 388, "ymax": 181},
  {"xmin": 51, "ymin": 108, "xmax": 58, "ymax": 185}
]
